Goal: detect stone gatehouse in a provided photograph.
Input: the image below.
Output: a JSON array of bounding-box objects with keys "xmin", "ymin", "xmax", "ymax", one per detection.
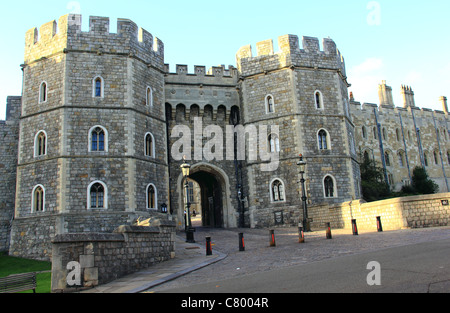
[{"xmin": 0, "ymin": 14, "xmax": 448, "ymax": 260}]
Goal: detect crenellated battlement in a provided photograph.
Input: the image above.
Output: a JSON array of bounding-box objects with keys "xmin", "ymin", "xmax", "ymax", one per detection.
[
  {"xmin": 25, "ymin": 14, "xmax": 164, "ymax": 69},
  {"xmin": 236, "ymin": 34, "xmax": 346, "ymax": 77},
  {"xmin": 164, "ymin": 64, "xmax": 239, "ymax": 85}
]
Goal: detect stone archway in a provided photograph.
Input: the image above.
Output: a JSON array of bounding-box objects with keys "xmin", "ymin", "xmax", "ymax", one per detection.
[{"xmin": 176, "ymin": 162, "xmax": 235, "ymax": 229}]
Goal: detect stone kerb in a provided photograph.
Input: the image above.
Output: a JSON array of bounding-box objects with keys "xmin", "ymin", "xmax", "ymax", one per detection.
[{"xmin": 51, "ymin": 221, "xmax": 176, "ymax": 293}]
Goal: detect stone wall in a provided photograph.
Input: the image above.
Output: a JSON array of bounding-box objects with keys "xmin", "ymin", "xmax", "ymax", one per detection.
[
  {"xmin": 309, "ymin": 193, "xmax": 450, "ymax": 232},
  {"xmin": 51, "ymin": 221, "xmax": 175, "ymax": 293},
  {"xmin": 10, "ymin": 211, "xmax": 167, "ymax": 261},
  {"xmin": 0, "ymin": 97, "xmax": 21, "ymax": 252}
]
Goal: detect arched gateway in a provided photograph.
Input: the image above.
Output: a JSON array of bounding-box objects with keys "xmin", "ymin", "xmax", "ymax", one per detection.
[{"xmin": 176, "ymin": 162, "xmax": 235, "ymax": 229}]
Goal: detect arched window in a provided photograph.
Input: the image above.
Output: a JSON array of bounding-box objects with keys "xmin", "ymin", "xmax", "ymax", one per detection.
[
  {"xmin": 93, "ymin": 76, "xmax": 104, "ymax": 98},
  {"xmin": 385, "ymin": 151, "xmax": 391, "ymax": 166},
  {"xmin": 145, "ymin": 133, "xmax": 155, "ymax": 157},
  {"xmin": 388, "ymin": 173, "xmax": 394, "ymax": 186},
  {"xmin": 32, "ymin": 185, "xmax": 45, "ymax": 212},
  {"xmin": 88, "ymin": 181, "xmax": 107, "ymax": 209},
  {"xmin": 434, "ymin": 151, "xmax": 439, "ymax": 165},
  {"xmin": 146, "ymin": 184, "xmax": 157, "ymax": 210},
  {"xmin": 270, "ymin": 179, "xmax": 286, "ymax": 202},
  {"xmin": 362, "ymin": 126, "xmax": 367, "ymax": 139},
  {"xmin": 396, "ymin": 128, "xmax": 401, "ymax": 142},
  {"xmin": 424, "ymin": 152, "xmax": 429, "ymax": 167},
  {"xmin": 373, "ymin": 127, "xmax": 378, "ymax": 140},
  {"xmin": 314, "ymin": 91, "xmax": 323, "ymax": 109},
  {"xmin": 363, "ymin": 151, "xmax": 370, "ymax": 163},
  {"xmin": 89, "ymin": 126, "xmax": 107, "ymax": 152},
  {"xmin": 265, "ymin": 95, "xmax": 275, "ymax": 114},
  {"xmin": 324, "ymin": 176, "xmax": 336, "ymax": 198},
  {"xmin": 34, "ymin": 130, "xmax": 47, "ymax": 157},
  {"xmin": 318, "ymin": 129, "xmax": 329, "ymax": 150},
  {"xmin": 229, "ymin": 106, "xmax": 240, "ymax": 126},
  {"xmin": 146, "ymin": 87, "xmax": 153, "ymax": 106},
  {"xmin": 382, "ymin": 128, "xmax": 387, "ymax": 141},
  {"xmin": 398, "ymin": 151, "xmax": 405, "ymax": 167},
  {"xmin": 268, "ymin": 134, "xmax": 280, "ymax": 153},
  {"xmin": 39, "ymin": 82, "xmax": 48, "ymax": 103}
]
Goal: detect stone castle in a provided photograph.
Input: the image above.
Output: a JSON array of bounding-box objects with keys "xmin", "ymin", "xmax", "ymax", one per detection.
[{"xmin": 0, "ymin": 14, "xmax": 448, "ymax": 260}]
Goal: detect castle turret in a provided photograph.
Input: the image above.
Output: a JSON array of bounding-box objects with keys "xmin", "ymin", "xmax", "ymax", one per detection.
[
  {"xmin": 235, "ymin": 34, "xmax": 359, "ymax": 228},
  {"xmin": 10, "ymin": 14, "xmax": 168, "ymax": 260}
]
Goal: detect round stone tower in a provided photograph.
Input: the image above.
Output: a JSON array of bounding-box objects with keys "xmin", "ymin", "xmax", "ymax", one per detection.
[
  {"xmin": 10, "ymin": 14, "xmax": 168, "ymax": 260},
  {"xmin": 236, "ymin": 34, "xmax": 360, "ymax": 228}
]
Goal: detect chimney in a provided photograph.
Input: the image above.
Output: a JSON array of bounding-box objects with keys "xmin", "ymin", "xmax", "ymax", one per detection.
[
  {"xmin": 378, "ymin": 80, "xmax": 394, "ymax": 106},
  {"xmin": 440, "ymin": 96, "xmax": 448, "ymax": 114},
  {"xmin": 401, "ymin": 85, "xmax": 415, "ymax": 108}
]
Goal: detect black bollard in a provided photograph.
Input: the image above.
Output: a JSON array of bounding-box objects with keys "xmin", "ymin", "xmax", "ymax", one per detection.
[
  {"xmin": 352, "ymin": 219, "xmax": 359, "ymax": 236},
  {"xmin": 206, "ymin": 237, "xmax": 212, "ymax": 256},
  {"xmin": 376, "ymin": 216, "xmax": 383, "ymax": 232},
  {"xmin": 269, "ymin": 230, "xmax": 276, "ymax": 247},
  {"xmin": 298, "ymin": 222, "xmax": 305, "ymax": 243},
  {"xmin": 239, "ymin": 233, "xmax": 245, "ymax": 252},
  {"xmin": 326, "ymin": 222, "xmax": 332, "ymax": 239}
]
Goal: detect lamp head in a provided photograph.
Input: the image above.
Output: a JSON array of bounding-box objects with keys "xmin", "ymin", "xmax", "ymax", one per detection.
[
  {"xmin": 180, "ymin": 156, "xmax": 191, "ymax": 177},
  {"xmin": 297, "ymin": 154, "xmax": 306, "ymax": 173}
]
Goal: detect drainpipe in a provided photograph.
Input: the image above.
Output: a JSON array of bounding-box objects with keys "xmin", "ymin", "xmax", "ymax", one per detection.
[
  {"xmin": 410, "ymin": 108, "xmax": 426, "ymax": 168},
  {"xmin": 398, "ymin": 112, "xmax": 412, "ymax": 182},
  {"xmin": 374, "ymin": 108, "xmax": 389, "ymax": 186}
]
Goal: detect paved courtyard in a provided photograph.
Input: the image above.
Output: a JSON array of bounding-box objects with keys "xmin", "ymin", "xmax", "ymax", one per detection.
[{"xmin": 147, "ymin": 225, "xmax": 450, "ymax": 292}]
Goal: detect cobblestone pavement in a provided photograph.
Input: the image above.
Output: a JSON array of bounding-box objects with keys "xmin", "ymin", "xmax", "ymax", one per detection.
[{"xmin": 147, "ymin": 225, "xmax": 450, "ymax": 292}]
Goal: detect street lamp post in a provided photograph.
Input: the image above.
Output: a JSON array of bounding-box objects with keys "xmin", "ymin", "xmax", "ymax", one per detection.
[
  {"xmin": 297, "ymin": 154, "xmax": 311, "ymax": 232},
  {"xmin": 237, "ymin": 184, "xmax": 245, "ymax": 228},
  {"xmin": 181, "ymin": 158, "xmax": 195, "ymax": 243}
]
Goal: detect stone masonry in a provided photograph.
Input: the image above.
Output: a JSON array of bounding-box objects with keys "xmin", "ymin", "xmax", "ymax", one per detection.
[
  {"xmin": 0, "ymin": 97, "xmax": 20, "ymax": 252},
  {"xmin": 0, "ymin": 14, "xmax": 448, "ymax": 260},
  {"xmin": 51, "ymin": 221, "xmax": 176, "ymax": 292}
]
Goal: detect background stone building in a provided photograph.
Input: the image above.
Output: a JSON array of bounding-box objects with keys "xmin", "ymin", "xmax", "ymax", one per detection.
[
  {"xmin": 0, "ymin": 14, "xmax": 448, "ymax": 260},
  {"xmin": 351, "ymin": 82, "xmax": 450, "ymax": 193}
]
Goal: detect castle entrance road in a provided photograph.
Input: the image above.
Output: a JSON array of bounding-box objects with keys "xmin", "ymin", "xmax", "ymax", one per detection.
[
  {"xmin": 147, "ymin": 226, "xmax": 450, "ymax": 293},
  {"xmin": 160, "ymin": 238, "xmax": 450, "ymax": 293}
]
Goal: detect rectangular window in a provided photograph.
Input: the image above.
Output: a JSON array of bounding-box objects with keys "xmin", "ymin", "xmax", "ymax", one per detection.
[
  {"xmin": 188, "ymin": 182, "xmax": 194, "ymax": 203},
  {"xmin": 98, "ymin": 192, "xmax": 104, "ymax": 208},
  {"xmin": 90, "ymin": 191, "xmax": 97, "ymax": 208},
  {"xmin": 92, "ymin": 133, "xmax": 98, "ymax": 151},
  {"xmin": 99, "ymin": 133, "xmax": 104, "ymax": 151}
]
